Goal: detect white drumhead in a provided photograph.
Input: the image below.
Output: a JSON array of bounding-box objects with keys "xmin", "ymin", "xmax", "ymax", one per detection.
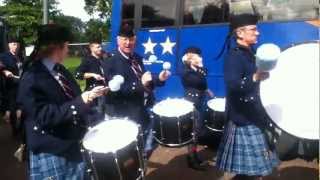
[
  {"xmin": 152, "ymin": 98, "xmax": 194, "ymax": 117},
  {"xmin": 83, "ymin": 119, "xmax": 139, "ymax": 153},
  {"xmin": 207, "ymin": 98, "xmax": 226, "ymax": 112},
  {"xmin": 260, "ymin": 42, "xmax": 319, "ymax": 140}
]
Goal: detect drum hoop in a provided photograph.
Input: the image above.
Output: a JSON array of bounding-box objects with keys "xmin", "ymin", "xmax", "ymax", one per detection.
[{"xmin": 281, "ymin": 40, "xmax": 319, "ymax": 51}]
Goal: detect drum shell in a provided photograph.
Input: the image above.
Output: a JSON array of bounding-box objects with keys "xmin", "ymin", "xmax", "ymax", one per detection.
[
  {"xmin": 82, "ymin": 141, "xmax": 143, "ymax": 180},
  {"xmin": 267, "ymin": 127, "xmax": 319, "ymax": 161},
  {"xmin": 152, "ymin": 112, "xmax": 193, "ymax": 147},
  {"xmin": 204, "ymin": 107, "xmax": 226, "ymax": 132}
]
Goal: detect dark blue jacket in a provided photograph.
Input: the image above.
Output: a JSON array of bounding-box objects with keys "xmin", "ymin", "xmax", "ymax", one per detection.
[
  {"xmin": 17, "ymin": 60, "xmax": 90, "ymax": 161},
  {"xmin": 181, "ymin": 65, "xmax": 208, "ymax": 110},
  {"xmin": 103, "ymin": 50, "xmax": 164, "ymax": 124},
  {"xmin": 0, "ymin": 52, "xmax": 21, "ymax": 88},
  {"xmin": 224, "ymin": 45, "xmax": 268, "ymax": 127},
  {"xmin": 75, "ymin": 55, "xmax": 107, "ymax": 91}
]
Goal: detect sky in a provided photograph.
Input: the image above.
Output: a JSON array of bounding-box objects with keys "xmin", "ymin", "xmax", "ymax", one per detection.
[
  {"xmin": 0, "ymin": 0, "xmax": 98, "ymax": 22},
  {"xmin": 57, "ymin": 0, "xmax": 97, "ymax": 22}
]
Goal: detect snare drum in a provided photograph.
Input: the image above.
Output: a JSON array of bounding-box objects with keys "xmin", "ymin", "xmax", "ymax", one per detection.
[
  {"xmin": 152, "ymin": 98, "xmax": 194, "ymax": 147},
  {"xmin": 82, "ymin": 119, "xmax": 145, "ymax": 180},
  {"xmin": 204, "ymin": 98, "xmax": 226, "ymax": 132}
]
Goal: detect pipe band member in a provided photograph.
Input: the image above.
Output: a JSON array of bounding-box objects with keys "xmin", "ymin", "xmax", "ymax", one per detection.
[
  {"xmin": 216, "ymin": 13, "xmax": 279, "ymax": 180},
  {"xmin": 0, "ymin": 36, "xmax": 23, "ymax": 138},
  {"xmin": 103, "ymin": 24, "xmax": 171, "ymax": 157},
  {"xmin": 18, "ymin": 24, "xmax": 108, "ymax": 180},
  {"xmin": 181, "ymin": 46, "xmax": 214, "ymax": 171}
]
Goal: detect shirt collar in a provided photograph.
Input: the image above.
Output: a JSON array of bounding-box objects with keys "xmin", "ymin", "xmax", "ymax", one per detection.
[
  {"xmin": 42, "ymin": 58, "xmax": 56, "ymax": 72},
  {"xmin": 118, "ymin": 47, "xmax": 132, "ymax": 60}
]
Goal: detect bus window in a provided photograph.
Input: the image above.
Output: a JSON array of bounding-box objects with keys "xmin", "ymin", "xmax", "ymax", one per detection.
[
  {"xmin": 183, "ymin": 0, "xmax": 229, "ymax": 25},
  {"xmin": 230, "ymin": 0, "xmax": 319, "ymax": 21},
  {"xmin": 261, "ymin": 0, "xmax": 319, "ymax": 21},
  {"xmin": 141, "ymin": 0, "xmax": 178, "ymax": 28},
  {"xmin": 122, "ymin": 0, "xmax": 135, "ymax": 27}
]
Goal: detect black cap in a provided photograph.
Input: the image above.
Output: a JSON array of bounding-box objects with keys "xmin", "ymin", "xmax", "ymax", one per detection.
[
  {"xmin": 7, "ymin": 36, "xmax": 19, "ymax": 43},
  {"xmin": 37, "ymin": 24, "xmax": 73, "ymax": 45},
  {"xmin": 118, "ymin": 23, "xmax": 135, "ymax": 37},
  {"xmin": 229, "ymin": 13, "xmax": 258, "ymax": 32},
  {"xmin": 184, "ymin": 46, "xmax": 202, "ymax": 55}
]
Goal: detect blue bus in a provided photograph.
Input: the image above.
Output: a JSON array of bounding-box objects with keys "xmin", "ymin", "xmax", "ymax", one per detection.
[
  {"xmin": 107, "ymin": 0, "xmax": 319, "ymax": 160},
  {"xmin": 108, "ymin": 0, "xmax": 319, "ymax": 100}
]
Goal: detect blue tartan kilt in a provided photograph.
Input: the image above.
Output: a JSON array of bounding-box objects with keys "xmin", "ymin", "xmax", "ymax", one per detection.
[
  {"xmin": 216, "ymin": 121, "xmax": 279, "ymax": 176},
  {"xmin": 29, "ymin": 151, "xmax": 86, "ymax": 180}
]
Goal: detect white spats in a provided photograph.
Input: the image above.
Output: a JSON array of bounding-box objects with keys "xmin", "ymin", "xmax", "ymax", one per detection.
[
  {"xmin": 256, "ymin": 43, "xmax": 281, "ymax": 71},
  {"xmin": 152, "ymin": 98, "xmax": 194, "ymax": 117},
  {"xmin": 83, "ymin": 119, "xmax": 139, "ymax": 153}
]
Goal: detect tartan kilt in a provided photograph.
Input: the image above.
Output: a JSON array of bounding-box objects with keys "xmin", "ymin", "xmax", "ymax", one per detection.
[
  {"xmin": 29, "ymin": 151, "xmax": 86, "ymax": 180},
  {"xmin": 216, "ymin": 121, "xmax": 279, "ymax": 176}
]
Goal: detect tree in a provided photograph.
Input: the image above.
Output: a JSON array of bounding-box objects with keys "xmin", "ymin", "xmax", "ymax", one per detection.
[
  {"xmin": 0, "ymin": 0, "xmax": 60, "ymax": 44},
  {"xmin": 52, "ymin": 15, "xmax": 86, "ymax": 43},
  {"xmin": 84, "ymin": 19, "xmax": 109, "ymax": 42},
  {"xmin": 84, "ymin": 0, "xmax": 112, "ymax": 19}
]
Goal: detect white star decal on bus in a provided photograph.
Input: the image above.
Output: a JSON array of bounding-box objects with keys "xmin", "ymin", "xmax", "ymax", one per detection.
[
  {"xmin": 160, "ymin": 37, "xmax": 176, "ymax": 55},
  {"xmin": 142, "ymin": 37, "xmax": 157, "ymax": 54}
]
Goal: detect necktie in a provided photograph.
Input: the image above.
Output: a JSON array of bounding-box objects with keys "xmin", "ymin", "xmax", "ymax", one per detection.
[
  {"xmin": 54, "ymin": 64, "xmax": 75, "ymax": 99},
  {"xmin": 129, "ymin": 55, "xmax": 143, "ymax": 79}
]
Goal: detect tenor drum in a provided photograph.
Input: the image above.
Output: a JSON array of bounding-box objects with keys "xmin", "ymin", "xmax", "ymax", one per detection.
[
  {"xmin": 260, "ymin": 42, "xmax": 319, "ymax": 160},
  {"xmin": 152, "ymin": 98, "xmax": 194, "ymax": 147},
  {"xmin": 204, "ymin": 98, "xmax": 226, "ymax": 132},
  {"xmin": 82, "ymin": 119, "xmax": 145, "ymax": 180}
]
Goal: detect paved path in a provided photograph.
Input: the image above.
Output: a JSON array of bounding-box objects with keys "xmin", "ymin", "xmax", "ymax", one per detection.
[{"xmin": 0, "ymin": 121, "xmax": 318, "ymax": 180}]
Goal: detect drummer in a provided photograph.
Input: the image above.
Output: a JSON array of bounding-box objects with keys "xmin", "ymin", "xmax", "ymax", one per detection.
[
  {"xmin": 17, "ymin": 24, "xmax": 108, "ymax": 180},
  {"xmin": 180, "ymin": 47, "xmax": 214, "ymax": 170},
  {"xmin": 103, "ymin": 23, "xmax": 171, "ymax": 156},
  {"xmin": 216, "ymin": 14, "xmax": 279, "ymax": 179}
]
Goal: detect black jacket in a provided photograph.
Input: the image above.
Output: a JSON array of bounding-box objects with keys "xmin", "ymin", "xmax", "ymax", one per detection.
[
  {"xmin": 75, "ymin": 55, "xmax": 107, "ymax": 91},
  {"xmin": 103, "ymin": 50, "xmax": 164, "ymax": 124},
  {"xmin": 224, "ymin": 45, "xmax": 269, "ymax": 127},
  {"xmin": 17, "ymin": 60, "xmax": 90, "ymax": 161},
  {"xmin": 181, "ymin": 65, "xmax": 208, "ymax": 109}
]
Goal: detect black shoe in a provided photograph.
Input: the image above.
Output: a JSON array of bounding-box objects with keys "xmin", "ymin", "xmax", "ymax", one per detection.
[{"xmin": 186, "ymin": 154, "xmax": 208, "ymax": 171}]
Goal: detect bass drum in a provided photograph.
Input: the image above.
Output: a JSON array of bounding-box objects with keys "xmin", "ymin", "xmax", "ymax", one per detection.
[{"xmin": 260, "ymin": 42, "xmax": 319, "ymax": 160}]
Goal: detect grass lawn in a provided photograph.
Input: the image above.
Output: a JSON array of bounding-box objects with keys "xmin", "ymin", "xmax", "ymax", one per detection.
[{"xmin": 63, "ymin": 56, "xmax": 86, "ymax": 91}]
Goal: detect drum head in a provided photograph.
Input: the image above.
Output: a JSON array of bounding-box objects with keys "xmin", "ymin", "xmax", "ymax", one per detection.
[
  {"xmin": 83, "ymin": 119, "xmax": 139, "ymax": 153},
  {"xmin": 207, "ymin": 98, "xmax": 226, "ymax": 112},
  {"xmin": 260, "ymin": 42, "xmax": 319, "ymax": 140},
  {"xmin": 152, "ymin": 98, "xmax": 194, "ymax": 117}
]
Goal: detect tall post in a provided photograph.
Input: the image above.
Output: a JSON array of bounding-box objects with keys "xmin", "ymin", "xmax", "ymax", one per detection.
[{"xmin": 43, "ymin": 0, "xmax": 48, "ymax": 24}]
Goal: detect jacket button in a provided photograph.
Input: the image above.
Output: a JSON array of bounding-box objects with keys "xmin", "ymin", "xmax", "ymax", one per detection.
[
  {"xmin": 70, "ymin": 105, "xmax": 75, "ymax": 109},
  {"xmin": 72, "ymin": 111, "xmax": 77, "ymax": 115},
  {"xmin": 33, "ymin": 126, "xmax": 38, "ymax": 131}
]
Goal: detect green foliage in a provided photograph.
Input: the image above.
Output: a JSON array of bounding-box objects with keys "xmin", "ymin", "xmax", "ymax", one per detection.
[
  {"xmin": 85, "ymin": 19, "xmax": 109, "ymax": 42},
  {"xmin": 52, "ymin": 15, "xmax": 86, "ymax": 43},
  {"xmin": 84, "ymin": 0, "xmax": 112, "ymax": 19},
  {"xmin": 63, "ymin": 56, "xmax": 85, "ymax": 91},
  {"xmin": 0, "ymin": 0, "xmax": 110, "ymax": 45},
  {"xmin": 0, "ymin": 0, "xmax": 60, "ymax": 44}
]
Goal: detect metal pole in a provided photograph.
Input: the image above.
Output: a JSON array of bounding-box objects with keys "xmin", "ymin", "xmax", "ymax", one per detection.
[{"xmin": 43, "ymin": 0, "xmax": 48, "ymax": 24}]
